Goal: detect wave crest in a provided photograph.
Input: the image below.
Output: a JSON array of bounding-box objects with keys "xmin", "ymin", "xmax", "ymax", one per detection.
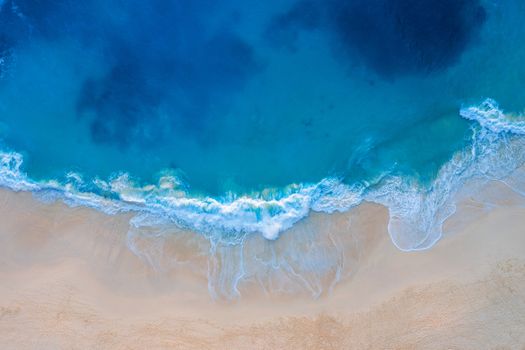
[
  {"xmin": 460, "ymin": 98, "xmax": 525, "ymax": 135},
  {"xmin": 1, "ymin": 98, "xmax": 525, "ymax": 298}
]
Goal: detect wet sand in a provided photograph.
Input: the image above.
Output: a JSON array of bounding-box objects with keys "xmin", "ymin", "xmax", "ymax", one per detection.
[{"xmin": 0, "ymin": 186, "xmax": 524, "ymax": 349}]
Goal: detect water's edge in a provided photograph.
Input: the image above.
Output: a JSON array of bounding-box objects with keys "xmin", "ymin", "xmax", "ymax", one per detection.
[{"xmin": 1, "ymin": 98, "xmax": 525, "ymax": 298}]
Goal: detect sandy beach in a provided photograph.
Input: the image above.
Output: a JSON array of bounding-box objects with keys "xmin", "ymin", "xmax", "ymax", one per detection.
[{"xmin": 0, "ymin": 184, "xmax": 524, "ymax": 349}]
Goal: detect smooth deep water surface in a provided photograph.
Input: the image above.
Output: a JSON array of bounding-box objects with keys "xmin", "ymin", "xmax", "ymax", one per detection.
[{"xmin": 1, "ymin": 0, "xmax": 525, "ymax": 297}]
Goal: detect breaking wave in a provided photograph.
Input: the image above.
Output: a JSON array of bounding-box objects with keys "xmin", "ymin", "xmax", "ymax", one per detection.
[{"xmin": 1, "ymin": 98, "xmax": 525, "ymax": 298}]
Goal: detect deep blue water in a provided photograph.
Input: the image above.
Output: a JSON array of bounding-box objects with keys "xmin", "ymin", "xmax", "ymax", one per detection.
[{"xmin": 1, "ymin": 0, "xmax": 525, "ymax": 297}]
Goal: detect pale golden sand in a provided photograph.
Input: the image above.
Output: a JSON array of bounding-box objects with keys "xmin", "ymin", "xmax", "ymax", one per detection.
[{"xmin": 0, "ymin": 186, "xmax": 524, "ymax": 349}]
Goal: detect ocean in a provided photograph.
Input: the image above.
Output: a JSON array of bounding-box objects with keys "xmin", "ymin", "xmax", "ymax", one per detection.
[{"xmin": 1, "ymin": 0, "xmax": 525, "ymax": 298}]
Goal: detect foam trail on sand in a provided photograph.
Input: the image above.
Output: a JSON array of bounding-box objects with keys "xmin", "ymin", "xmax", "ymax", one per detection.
[{"xmin": 369, "ymin": 99, "xmax": 525, "ymax": 251}]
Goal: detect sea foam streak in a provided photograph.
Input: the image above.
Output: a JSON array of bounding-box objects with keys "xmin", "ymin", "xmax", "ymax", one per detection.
[{"xmin": 1, "ymin": 99, "xmax": 525, "ymax": 298}]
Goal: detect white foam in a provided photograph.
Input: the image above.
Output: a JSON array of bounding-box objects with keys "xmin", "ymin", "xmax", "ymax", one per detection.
[
  {"xmin": 0, "ymin": 99, "xmax": 524, "ymax": 247},
  {"xmin": 1, "ymin": 98, "xmax": 525, "ymax": 297},
  {"xmin": 0, "ymin": 148, "xmax": 362, "ymax": 241},
  {"xmin": 366, "ymin": 100, "xmax": 525, "ymax": 251},
  {"xmin": 460, "ymin": 98, "xmax": 525, "ymax": 135}
]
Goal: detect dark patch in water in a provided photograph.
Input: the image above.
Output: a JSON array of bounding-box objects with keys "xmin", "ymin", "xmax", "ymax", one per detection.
[
  {"xmin": 77, "ymin": 4, "xmax": 260, "ymax": 146},
  {"xmin": 77, "ymin": 58, "xmax": 162, "ymax": 147},
  {"xmin": 265, "ymin": 0, "xmax": 323, "ymax": 50},
  {"xmin": 76, "ymin": 27, "xmax": 260, "ymax": 147},
  {"xmin": 1, "ymin": 0, "xmax": 261, "ymax": 147},
  {"xmin": 333, "ymin": 0, "xmax": 486, "ymax": 76},
  {"xmin": 268, "ymin": 0, "xmax": 486, "ymax": 77}
]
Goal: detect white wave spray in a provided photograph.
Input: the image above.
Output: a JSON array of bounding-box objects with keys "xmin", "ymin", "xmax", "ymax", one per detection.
[{"xmin": 1, "ymin": 98, "xmax": 525, "ymax": 298}]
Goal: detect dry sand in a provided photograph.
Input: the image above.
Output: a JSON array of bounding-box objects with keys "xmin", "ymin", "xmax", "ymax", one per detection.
[{"xmin": 0, "ymin": 187, "xmax": 524, "ymax": 349}]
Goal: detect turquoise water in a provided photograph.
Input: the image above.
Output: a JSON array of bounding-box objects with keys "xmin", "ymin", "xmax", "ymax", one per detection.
[{"xmin": 1, "ymin": 0, "xmax": 525, "ymax": 297}]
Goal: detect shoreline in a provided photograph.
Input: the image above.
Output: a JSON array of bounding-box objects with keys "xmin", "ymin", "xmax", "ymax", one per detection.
[{"xmin": 1, "ymin": 181, "xmax": 525, "ymax": 348}]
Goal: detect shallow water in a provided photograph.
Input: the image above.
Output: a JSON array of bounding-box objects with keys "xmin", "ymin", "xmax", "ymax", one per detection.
[{"xmin": 1, "ymin": 0, "xmax": 525, "ymax": 298}]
